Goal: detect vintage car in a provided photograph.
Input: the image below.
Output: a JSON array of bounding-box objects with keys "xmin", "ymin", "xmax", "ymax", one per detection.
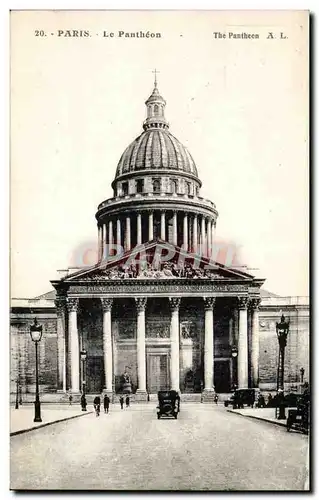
[
  {"xmin": 287, "ymin": 392, "xmax": 310, "ymax": 434},
  {"xmin": 157, "ymin": 390, "xmax": 180, "ymax": 419},
  {"xmin": 224, "ymin": 388, "xmax": 260, "ymax": 408}
]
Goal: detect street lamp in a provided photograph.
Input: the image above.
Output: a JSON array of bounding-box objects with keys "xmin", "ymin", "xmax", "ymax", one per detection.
[
  {"xmin": 15, "ymin": 378, "xmax": 19, "ymax": 410},
  {"xmin": 30, "ymin": 318, "xmax": 43, "ymax": 422},
  {"xmin": 80, "ymin": 350, "xmax": 87, "ymax": 411},
  {"xmin": 231, "ymin": 345, "xmax": 238, "ymax": 391},
  {"xmin": 276, "ymin": 313, "xmax": 290, "ymax": 419}
]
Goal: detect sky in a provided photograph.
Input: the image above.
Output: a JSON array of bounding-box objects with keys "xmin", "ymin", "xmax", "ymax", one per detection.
[{"xmin": 10, "ymin": 10, "xmax": 309, "ymax": 298}]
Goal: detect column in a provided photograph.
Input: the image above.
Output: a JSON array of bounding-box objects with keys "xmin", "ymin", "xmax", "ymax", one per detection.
[
  {"xmin": 251, "ymin": 298, "xmax": 261, "ymax": 387},
  {"xmin": 211, "ymin": 220, "xmax": 215, "ymax": 260},
  {"xmin": 160, "ymin": 211, "xmax": 166, "ymax": 240},
  {"xmin": 137, "ymin": 213, "xmax": 142, "ymax": 245},
  {"xmin": 108, "ymin": 220, "xmax": 113, "ymax": 258},
  {"xmin": 148, "ymin": 211, "xmax": 154, "ymax": 241},
  {"xmin": 67, "ymin": 298, "xmax": 80, "ymax": 393},
  {"xmin": 55, "ymin": 296, "xmax": 66, "ymax": 392},
  {"xmin": 135, "ymin": 298, "xmax": 147, "ymax": 392},
  {"xmin": 98, "ymin": 225, "xmax": 102, "ymax": 261},
  {"xmin": 193, "ymin": 215, "xmax": 198, "ymax": 253},
  {"xmin": 183, "ymin": 213, "xmax": 188, "ymax": 251},
  {"xmin": 101, "ymin": 298, "xmax": 113, "ymax": 392},
  {"xmin": 116, "ymin": 218, "xmax": 121, "ymax": 247},
  {"xmin": 203, "ymin": 297, "xmax": 216, "ymax": 392},
  {"xmin": 238, "ymin": 297, "xmax": 249, "ymax": 388},
  {"xmin": 103, "ymin": 223, "xmax": 107, "ymax": 260},
  {"xmin": 169, "ymin": 298, "xmax": 181, "ymax": 392},
  {"xmin": 200, "ymin": 216, "xmax": 206, "ymax": 256},
  {"xmin": 172, "ymin": 211, "xmax": 177, "ymax": 245},
  {"xmin": 125, "ymin": 216, "xmax": 131, "ymax": 251},
  {"xmin": 207, "ymin": 219, "xmax": 212, "ymax": 258}
]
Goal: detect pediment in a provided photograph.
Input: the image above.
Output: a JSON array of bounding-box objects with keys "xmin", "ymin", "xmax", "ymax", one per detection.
[{"xmin": 61, "ymin": 240, "xmax": 258, "ymax": 283}]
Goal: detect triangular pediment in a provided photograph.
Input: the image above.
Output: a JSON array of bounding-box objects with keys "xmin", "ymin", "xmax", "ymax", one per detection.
[{"xmin": 59, "ymin": 240, "xmax": 259, "ymax": 283}]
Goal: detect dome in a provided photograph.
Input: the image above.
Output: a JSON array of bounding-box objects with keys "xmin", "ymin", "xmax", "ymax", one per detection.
[
  {"xmin": 114, "ymin": 80, "xmax": 199, "ymax": 181},
  {"xmin": 115, "ymin": 128, "xmax": 198, "ymax": 179}
]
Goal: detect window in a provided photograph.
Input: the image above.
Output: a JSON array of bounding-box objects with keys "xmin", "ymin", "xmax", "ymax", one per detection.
[
  {"xmin": 154, "ymin": 104, "xmax": 159, "ymax": 116},
  {"xmin": 136, "ymin": 179, "xmax": 144, "ymax": 193},
  {"xmin": 122, "ymin": 182, "xmax": 128, "ymax": 196},
  {"xmin": 195, "ymin": 186, "xmax": 199, "ymax": 196},
  {"xmin": 170, "ymin": 179, "xmax": 178, "ymax": 194},
  {"xmin": 153, "ymin": 178, "xmax": 161, "ymax": 193},
  {"xmin": 186, "ymin": 182, "xmax": 192, "ymax": 196}
]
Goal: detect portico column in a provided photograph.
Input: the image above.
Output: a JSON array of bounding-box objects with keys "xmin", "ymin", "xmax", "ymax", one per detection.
[
  {"xmin": 55, "ymin": 296, "xmax": 66, "ymax": 392},
  {"xmin": 238, "ymin": 297, "xmax": 249, "ymax": 388},
  {"xmin": 203, "ymin": 297, "xmax": 216, "ymax": 392},
  {"xmin": 211, "ymin": 220, "xmax": 215, "ymax": 260},
  {"xmin": 160, "ymin": 211, "xmax": 166, "ymax": 240},
  {"xmin": 101, "ymin": 298, "xmax": 113, "ymax": 392},
  {"xmin": 251, "ymin": 298, "xmax": 261, "ymax": 387},
  {"xmin": 193, "ymin": 215, "xmax": 198, "ymax": 253},
  {"xmin": 172, "ymin": 211, "xmax": 178, "ymax": 245},
  {"xmin": 148, "ymin": 211, "xmax": 154, "ymax": 241},
  {"xmin": 116, "ymin": 218, "xmax": 121, "ymax": 247},
  {"xmin": 67, "ymin": 298, "xmax": 80, "ymax": 393},
  {"xmin": 183, "ymin": 213, "xmax": 188, "ymax": 251},
  {"xmin": 169, "ymin": 298, "xmax": 181, "ymax": 392},
  {"xmin": 135, "ymin": 298, "xmax": 147, "ymax": 392},
  {"xmin": 125, "ymin": 216, "xmax": 131, "ymax": 251},
  {"xmin": 207, "ymin": 219, "xmax": 212, "ymax": 258},
  {"xmin": 137, "ymin": 213, "xmax": 142, "ymax": 245}
]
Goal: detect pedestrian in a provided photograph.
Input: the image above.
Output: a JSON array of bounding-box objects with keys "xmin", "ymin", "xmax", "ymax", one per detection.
[
  {"xmin": 125, "ymin": 395, "xmax": 130, "ymax": 408},
  {"xmin": 104, "ymin": 394, "xmax": 110, "ymax": 414},
  {"xmin": 93, "ymin": 395, "xmax": 101, "ymax": 416},
  {"xmin": 69, "ymin": 394, "xmax": 73, "ymax": 406},
  {"xmin": 267, "ymin": 393, "xmax": 273, "ymax": 407},
  {"xmin": 120, "ymin": 395, "xmax": 124, "ymax": 409},
  {"xmin": 80, "ymin": 393, "xmax": 87, "ymax": 411},
  {"xmin": 214, "ymin": 393, "xmax": 218, "ymax": 405}
]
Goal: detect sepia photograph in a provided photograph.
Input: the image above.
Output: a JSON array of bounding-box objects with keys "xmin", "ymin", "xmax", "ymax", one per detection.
[{"xmin": 10, "ymin": 9, "xmax": 309, "ymax": 491}]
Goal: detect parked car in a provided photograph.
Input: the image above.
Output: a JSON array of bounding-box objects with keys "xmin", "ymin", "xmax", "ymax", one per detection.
[{"xmin": 224, "ymin": 388, "xmax": 260, "ymax": 408}]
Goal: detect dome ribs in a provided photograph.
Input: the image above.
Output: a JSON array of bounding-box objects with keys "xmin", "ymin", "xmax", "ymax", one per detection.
[
  {"xmin": 144, "ymin": 131, "xmax": 154, "ymax": 169},
  {"xmin": 151, "ymin": 130, "xmax": 161, "ymax": 169},
  {"xmin": 130, "ymin": 133, "xmax": 146, "ymax": 171},
  {"xmin": 166, "ymin": 133, "xmax": 180, "ymax": 171},
  {"xmin": 158, "ymin": 130, "xmax": 168, "ymax": 168}
]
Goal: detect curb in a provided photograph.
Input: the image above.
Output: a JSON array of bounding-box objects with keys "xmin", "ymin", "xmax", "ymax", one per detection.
[
  {"xmin": 10, "ymin": 411, "xmax": 93, "ymax": 437},
  {"xmin": 227, "ymin": 409, "xmax": 287, "ymax": 428}
]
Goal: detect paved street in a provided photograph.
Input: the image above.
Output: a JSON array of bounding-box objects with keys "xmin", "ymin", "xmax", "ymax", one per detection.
[{"xmin": 10, "ymin": 404, "xmax": 309, "ymax": 491}]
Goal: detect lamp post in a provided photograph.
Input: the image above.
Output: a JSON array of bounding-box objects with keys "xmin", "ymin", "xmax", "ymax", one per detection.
[
  {"xmin": 231, "ymin": 345, "xmax": 238, "ymax": 391},
  {"xmin": 30, "ymin": 318, "xmax": 43, "ymax": 422},
  {"xmin": 80, "ymin": 349, "xmax": 87, "ymax": 411},
  {"xmin": 276, "ymin": 314, "xmax": 289, "ymax": 419},
  {"xmin": 15, "ymin": 378, "xmax": 19, "ymax": 410}
]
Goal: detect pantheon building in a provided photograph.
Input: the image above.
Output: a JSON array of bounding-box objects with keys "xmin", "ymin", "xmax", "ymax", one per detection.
[{"xmin": 10, "ymin": 80, "xmax": 309, "ymax": 402}]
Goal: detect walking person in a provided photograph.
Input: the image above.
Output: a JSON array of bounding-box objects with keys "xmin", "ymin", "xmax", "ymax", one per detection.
[
  {"xmin": 104, "ymin": 394, "xmax": 110, "ymax": 414},
  {"xmin": 119, "ymin": 395, "xmax": 124, "ymax": 409},
  {"xmin": 214, "ymin": 393, "xmax": 218, "ymax": 405},
  {"xmin": 69, "ymin": 394, "xmax": 73, "ymax": 406},
  {"xmin": 93, "ymin": 395, "xmax": 101, "ymax": 416},
  {"xmin": 125, "ymin": 395, "xmax": 130, "ymax": 408}
]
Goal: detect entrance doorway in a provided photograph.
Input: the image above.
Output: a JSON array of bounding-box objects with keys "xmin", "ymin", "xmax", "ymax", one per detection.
[
  {"xmin": 86, "ymin": 356, "xmax": 104, "ymax": 394},
  {"xmin": 147, "ymin": 353, "xmax": 170, "ymax": 393},
  {"xmin": 214, "ymin": 360, "xmax": 231, "ymax": 393}
]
